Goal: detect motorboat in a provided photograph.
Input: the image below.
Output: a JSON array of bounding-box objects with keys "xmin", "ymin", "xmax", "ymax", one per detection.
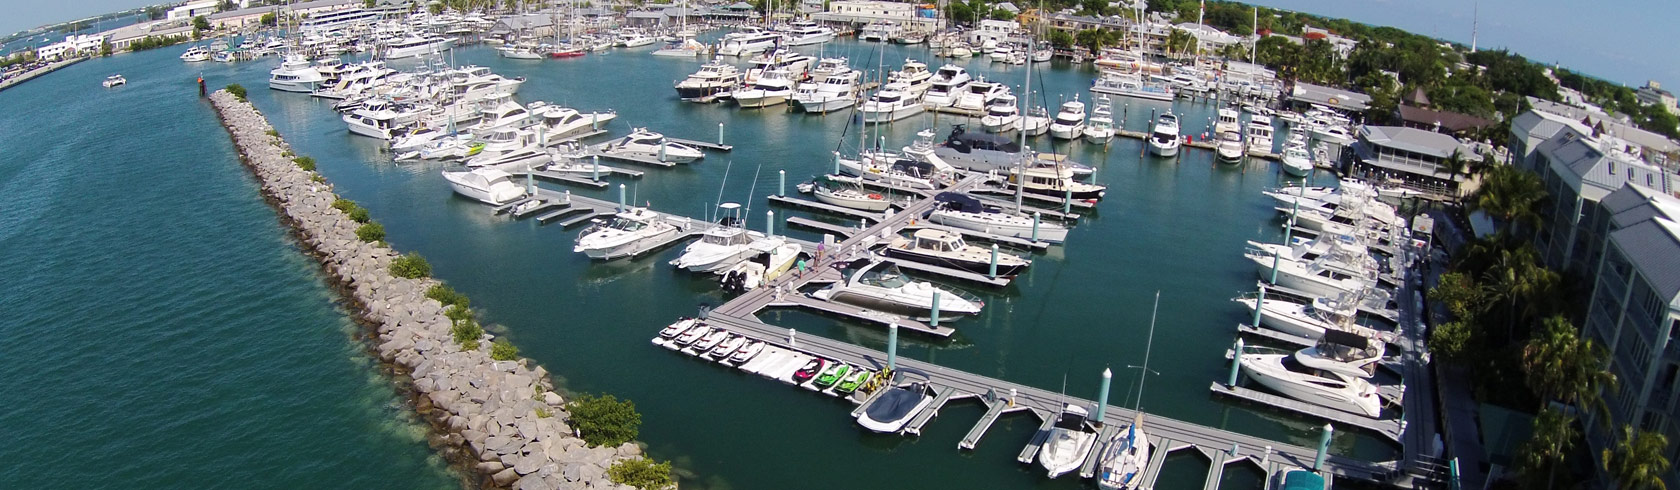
[
  {"xmin": 1296, "ymin": 329, "xmax": 1387, "ymax": 379},
  {"xmin": 675, "ymin": 59, "xmax": 743, "ymax": 103},
  {"xmin": 791, "ymin": 70, "xmax": 860, "ymax": 113},
  {"xmin": 441, "ymin": 168, "xmax": 527, "ymax": 205},
  {"xmin": 953, "ymin": 77, "xmax": 1007, "ymax": 113},
  {"xmin": 707, "ymin": 334, "xmax": 745, "ymax": 359},
  {"xmin": 651, "ymin": 38, "xmax": 708, "ymax": 58},
  {"xmin": 813, "ymin": 363, "xmax": 852, "ymax": 389},
  {"xmin": 859, "ymin": 82, "xmax": 925, "ymax": 123},
  {"xmin": 180, "ymin": 45, "xmax": 211, "ymax": 62},
  {"xmin": 837, "ymin": 147, "xmax": 954, "ymax": 190},
  {"xmin": 102, "ymin": 74, "xmax": 127, "ymax": 88},
  {"xmin": 496, "ymin": 43, "xmax": 545, "ymax": 59},
  {"xmin": 886, "ymin": 59, "xmax": 933, "ymax": 96},
  {"xmin": 728, "ymin": 340, "xmax": 764, "ymax": 364},
  {"xmin": 922, "ymin": 65, "xmax": 972, "ymax": 108},
  {"xmin": 268, "ymin": 54, "xmax": 323, "ymax": 92},
  {"xmin": 732, "ymin": 68, "xmax": 796, "ymax": 108},
  {"xmin": 1090, "ymin": 72, "xmax": 1174, "ymax": 101},
  {"xmin": 603, "ymin": 128, "xmax": 704, "ymax": 163},
  {"xmin": 343, "ymin": 109, "xmax": 405, "ymax": 140},
  {"xmin": 1049, "ymin": 98, "xmax": 1086, "ymax": 140},
  {"xmin": 465, "ymin": 144, "xmax": 552, "ymax": 169},
  {"xmin": 808, "ymin": 175, "xmax": 892, "ymax": 211},
  {"xmin": 1215, "ymin": 130, "xmax": 1245, "ymax": 163},
  {"xmin": 1083, "ymin": 96, "xmax": 1116, "ymax": 142},
  {"xmin": 1020, "ymin": 105, "xmax": 1051, "ymax": 136},
  {"xmin": 1281, "ymin": 144, "xmax": 1313, "ymax": 177},
  {"xmin": 927, "ymin": 192, "xmax": 1070, "ymax": 243},
  {"xmin": 467, "ymin": 100, "xmax": 531, "ymax": 134},
  {"xmin": 383, "ymin": 35, "xmax": 452, "ymax": 60},
  {"xmin": 1008, "ymin": 164, "xmax": 1107, "ymax": 201},
  {"xmin": 1246, "ymin": 114, "xmax": 1274, "ymax": 153},
  {"xmin": 573, "ymin": 207, "xmax": 687, "ymax": 260},
  {"xmin": 812, "ymin": 259, "xmax": 984, "ymax": 317},
  {"xmin": 1095, "ymin": 416, "xmax": 1150, "ymax": 490},
  {"xmin": 791, "ymin": 357, "xmax": 826, "ymax": 383},
  {"xmin": 1147, "ymin": 112, "xmax": 1181, "ymax": 157},
  {"xmin": 1039, "ymin": 403, "xmax": 1098, "ymax": 478},
  {"xmin": 780, "ymin": 21, "xmax": 835, "ymax": 46},
  {"xmin": 742, "ymin": 50, "xmax": 815, "ymax": 84},
  {"xmin": 690, "ymin": 329, "xmax": 729, "ymax": 353},
  {"xmin": 1235, "ymin": 292, "xmax": 1367, "ymax": 340},
  {"xmin": 717, "ymin": 28, "xmax": 781, "ymax": 57},
  {"xmin": 979, "ymin": 94, "xmax": 1021, "ymax": 133},
  {"xmin": 858, "ymin": 21, "xmax": 899, "ymax": 42},
  {"xmin": 883, "ymin": 229, "xmax": 1030, "ymax": 276},
  {"xmin": 670, "ymin": 203, "xmax": 773, "ymax": 273},
  {"xmin": 529, "ymin": 104, "xmax": 616, "ymax": 143},
  {"xmin": 616, "ymin": 31, "xmax": 658, "ymax": 48},
  {"xmin": 468, "ymin": 128, "xmax": 538, "ymax": 156},
  {"xmin": 856, "ymin": 382, "xmax": 934, "ymax": 433},
  {"xmin": 1239, "ymin": 348, "xmax": 1383, "ymax": 417},
  {"xmin": 834, "ymin": 369, "xmax": 869, "ymax": 394},
  {"xmin": 720, "ymin": 241, "xmax": 803, "ymax": 293},
  {"xmin": 1214, "ymin": 107, "xmax": 1241, "ymax": 135},
  {"xmin": 934, "ymin": 126, "xmax": 1093, "ymax": 176},
  {"xmin": 1245, "ymin": 250, "xmax": 1378, "ymax": 299},
  {"xmin": 672, "ymin": 324, "xmax": 712, "ymax": 348},
  {"xmin": 658, "ymin": 318, "xmax": 699, "ymax": 339}
]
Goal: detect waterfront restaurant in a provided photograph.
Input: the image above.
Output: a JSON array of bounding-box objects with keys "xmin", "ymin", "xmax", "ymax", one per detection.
[{"xmin": 1348, "ymin": 125, "xmax": 1480, "ymax": 199}]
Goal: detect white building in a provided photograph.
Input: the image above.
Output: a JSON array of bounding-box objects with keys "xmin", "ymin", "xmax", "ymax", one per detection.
[
  {"xmin": 826, "ymin": 0, "xmax": 918, "ymax": 19},
  {"xmin": 167, "ymin": 0, "xmax": 222, "ymax": 21},
  {"xmin": 1173, "ymin": 23, "xmax": 1241, "ymax": 53},
  {"xmin": 35, "ymin": 34, "xmax": 107, "ymax": 60}
]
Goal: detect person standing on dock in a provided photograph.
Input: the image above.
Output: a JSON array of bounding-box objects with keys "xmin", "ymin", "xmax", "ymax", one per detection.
[
  {"xmin": 796, "ymin": 258, "xmax": 807, "ymax": 277},
  {"xmin": 815, "ymin": 242, "xmax": 825, "ymax": 266}
]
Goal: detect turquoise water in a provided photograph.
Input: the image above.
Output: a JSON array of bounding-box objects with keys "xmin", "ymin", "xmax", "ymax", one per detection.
[
  {"xmin": 0, "ymin": 48, "xmax": 455, "ymax": 488},
  {"xmin": 4, "ymin": 39, "xmax": 1387, "ymax": 490}
]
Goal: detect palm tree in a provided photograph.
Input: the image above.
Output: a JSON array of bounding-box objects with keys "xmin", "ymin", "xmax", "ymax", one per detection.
[
  {"xmin": 1604, "ymin": 425, "xmax": 1672, "ymax": 490},
  {"xmin": 1442, "ymin": 148, "xmax": 1467, "ymax": 180},
  {"xmin": 1523, "ymin": 315, "xmax": 1615, "ymax": 417},
  {"xmin": 1516, "ymin": 406, "xmax": 1578, "ymax": 490},
  {"xmin": 1469, "ymin": 164, "xmax": 1548, "ymax": 234}
]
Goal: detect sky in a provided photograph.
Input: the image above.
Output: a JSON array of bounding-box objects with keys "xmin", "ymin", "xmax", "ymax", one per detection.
[{"xmin": 2, "ymin": 0, "xmax": 1675, "ymax": 86}]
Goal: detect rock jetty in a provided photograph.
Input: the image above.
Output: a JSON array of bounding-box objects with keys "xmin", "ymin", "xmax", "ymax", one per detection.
[{"xmin": 208, "ymin": 90, "xmax": 647, "ymax": 490}]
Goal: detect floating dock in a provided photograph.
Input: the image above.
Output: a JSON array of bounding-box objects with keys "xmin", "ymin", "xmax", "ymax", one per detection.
[{"xmin": 1208, "ymin": 382, "xmax": 1403, "ymax": 442}]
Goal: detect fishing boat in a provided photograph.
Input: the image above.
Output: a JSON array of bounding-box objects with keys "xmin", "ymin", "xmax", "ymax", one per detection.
[
  {"xmin": 811, "ymin": 259, "xmax": 983, "ymax": 317},
  {"xmin": 670, "ymin": 203, "xmax": 776, "ymax": 273},
  {"xmin": 720, "ymin": 241, "xmax": 803, "ymax": 293},
  {"xmin": 573, "ymin": 207, "xmax": 686, "ymax": 260},
  {"xmin": 1039, "ymin": 403, "xmax": 1098, "ymax": 478},
  {"xmin": 441, "ymin": 168, "xmax": 528, "ymax": 205}
]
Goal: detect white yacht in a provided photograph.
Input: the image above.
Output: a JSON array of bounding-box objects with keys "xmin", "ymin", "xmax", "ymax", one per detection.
[
  {"xmin": 1281, "ymin": 144, "xmax": 1313, "ymax": 177},
  {"xmin": 674, "ymin": 59, "xmax": 743, "ymax": 103},
  {"xmin": 808, "ymin": 176, "xmax": 892, "ymax": 211},
  {"xmin": 811, "ymin": 259, "xmax": 983, "ymax": 317},
  {"xmin": 1008, "ymin": 164, "xmax": 1108, "ymax": 201},
  {"xmin": 953, "ymin": 77, "xmax": 1006, "ymax": 113},
  {"xmin": 922, "ymin": 65, "xmax": 972, "ymax": 108},
  {"xmin": 442, "ymin": 168, "xmax": 527, "ymax": 205},
  {"xmin": 616, "ymin": 31, "xmax": 658, "ymax": 48},
  {"xmin": 383, "ymin": 35, "xmax": 452, "ymax": 59},
  {"xmin": 1090, "ymin": 72, "xmax": 1174, "ymax": 101},
  {"xmin": 466, "ymin": 100, "xmax": 531, "ymax": 134},
  {"xmin": 858, "ymin": 21, "xmax": 899, "ymax": 42},
  {"xmin": 1049, "ymin": 98, "xmax": 1086, "ymax": 140},
  {"xmin": 717, "ymin": 29, "xmax": 781, "ymax": 57},
  {"xmin": 529, "ymin": 105, "xmax": 616, "ymax": 144},
  {"xmin": 883, "ymin": 229, "xmax": 1030, "ymax": 276},
  {"xmin": 466, "ymin": 144, "xmax": 552, "ymax": 169},
  {"xmin": 733, "ymin": 68, "xmax": 797, "ymax": 108},
  {"xmin": 859, "ymin": 82, "xmax": 925, "ymax": 123},
  {"xmin": 1246, "ymin": 249, "xmax": 1378, "ymax": 299},
  {"xmin": 102, "ymin": 74, "xmax": 127, "ymax": 88},
  {"xmin": 836, "ymin": 151, "xmax": 950, "ymax": 190},
  {"xmin": 343, "ymin": 109, "xmax": 404, "ymax": 139},
  {"xmin": 927, "ymin": 192, "xmax": 1070, "ymax": 243},
  {"xmin": 1039, "ymin": 404, "xmax": 1098, "ymax": 478},
  {"xmin": 856, "ymin": 382, "xmax": 933, "ymax": 433},
  {"xmin": 603, "ymin": 128, "xmax": 704, "ymax": 163},
  {"xmin": 1240, "ymin": 348, "xmax": 1383, "ymax": 417},
  {"xmin": 180, "ymin": 45, "xmax": 211, "ymax": 62},
  {"xmin": 1214, "ymin": 107, "xmax": 1242, "ymax": 135},
  {"xmin": 1246, "ymin": 114, "xmax": 1274, "ymax": 154},
  {"xmin": 791, "ymin": 70, "xmax": 860, "ymax": 113},
  {"xmin": 670, "ymin": 203, "xmax": 774, "ymax": 273},
  {"xmin": 1234, "ymin": 293, "xmax": 1364, "ymax": 340},
  {"xmin": 719, "ymin": 241, "xmax": 803, "ymax": 293},
  {"xmin": 1215, "ymin": 130, "xmax": 1245, "ymax": 163},
  {"xmin": 1095, "ymin": 416, "xmax": 1150, "ymax": 490},
  {"xmin": 1147, "ymin": 112, "xmax": 1181, "ymax": 157},
  {"xmin": 979, "ymin": 94, "xmax": 1021, "ymax": 133},
  {"xmin": 780, "ymin": 21, "xmax": 835, "ymax": 46},
  {"xmin": 1083, "ymin": 96, "xmax": 1116, "ymax": 142},
  {"xmin": 886, "ymin": 59, "xmax": 933, "ymax": 96},
  {"xmin": 268, "ymin": 54, "xmax": 325, "ymax": 92},
  {"xmin": 1020, "ymin": 105, "xmax": 1051, "ymax": 136},
  {"xmin": 573, "ymin": 208, "xmax": 687, "ymax": 260},
  {"xmin": 496, "ymin": 43, "xmax": 545, "ymax": 60}
]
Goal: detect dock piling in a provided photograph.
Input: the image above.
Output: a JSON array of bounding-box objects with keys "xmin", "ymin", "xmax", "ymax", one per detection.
[
  {"xmin": 1314, "ymin": 424, "xmax": 1334, "ymax": 471},
  {"xmin": 617, "ymin": 184, "xmax": 625, "ymax": 212},
  {"xmin": 718, "ymin": 122, "xmax": 724, "ymax": 146},
  {"xmin": 789, "ymin": 327, "xmax": 796, "ymax": 347},
  {"xmin": 778, "ymin": 170, "xmax": 786, "ymax": 197},
  {"xmin": 525, "ymin": 165, "xmax": 534, "ymax": 195},
  {"xmin": 1095, "ymin": 368, "xmax": 1112, "ymax": 425},
  {"xmin": 766, "ymin": 210, "xmax": 774, "ymax": 237},
  {"xmin": 887, "ymin": 321, "xmax": 899, "ymax": 371},
  {"xmin": 658, "ymin": 141, "xmax": 667, "ymax": 162},
  {"xmin": 930, "ymin": 291, "xmax": 941, "ymax": 327},
  {"xmin": 1031, "ymin": 212, "xmax": 1040, "ymax": 242},
  {"xmin": 592, "ymin": 155, "xmax": 601, "ymax": 182},
  {"xmin": 564, "ymin": 190, "xmax": 571, "ymax": 203},
  {"xmin": 988, "ymin": 243, "xmax": 999, "ymax": 279},
  {"xmin": 833, "ymin": 151, "xmax": 841, "ymax": 174},
  {"xmin": 1063, "ymin": 188, "xmax": 1072, "ymax": 214},
  {"xmin": 1252, "ymin": 286, "xmax": 1266, "ymax": 328},
  {"xmin": 1227, "ymin": 338, "xmax": 1244, "ymax": 386}
]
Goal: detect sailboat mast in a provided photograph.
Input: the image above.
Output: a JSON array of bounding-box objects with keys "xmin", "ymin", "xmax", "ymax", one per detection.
[
  {"xmin": 1014, "ymin": 23, "xmax": 1033, "ymax": 212},
  {"xmin": 1136, "ymin": 291, "xmax": 1159, "ymax": 410}
]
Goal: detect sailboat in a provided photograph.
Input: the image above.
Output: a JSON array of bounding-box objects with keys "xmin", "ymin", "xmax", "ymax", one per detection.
[{"xmin": 1095, "ymin": 292, "xmax": 1159, "ymax": 490}]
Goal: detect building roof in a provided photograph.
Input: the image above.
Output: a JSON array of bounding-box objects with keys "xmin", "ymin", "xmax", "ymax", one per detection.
[
  {"xmin": 1529, "ymin": 96, "xmax": 1679, "ymax": 154},
  {"xmin": 1602, "ymin": 183, "xmax": 1680, "ymax": 230},
  {"xmin": 1359, "ymin": 125, "xmax": 1475, "ymax": 160},
  {"xmin": 211, "ymin": 0, "xmax": 354, "ymax": 20},
  {"xmin": 1397, "ymin": 105, "xmax": 1494, "ymax": 133},
  {"xmin": 1290, "ymin": 82, "xmax": 1371, "ymax": 112},
  {"xmin": 1511, "ymin": 109, "xmax": 1586, "ymax": 144},
  {"xmin": 1539, "ymin": 133, "xmax": 1671, "ymax": 198},
  {"xmin": 1608, "ymin": 218, "xmax": 1680, "ymax": 303}
]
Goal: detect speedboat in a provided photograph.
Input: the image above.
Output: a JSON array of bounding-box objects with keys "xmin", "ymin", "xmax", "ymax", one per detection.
[
  {"xmin": 860, "ymin": 82, "xmax": 925, "ymax": 123},
  {"xmin": 979, "ymin": 94, "xmax": 1021, "ymax": 133},
  {"xmin": 1048, "ymin": 98, "xmax": 1086, "ymax": 140},
  {"xmin": 732, "ymin": 68, "xmax": 796, "ymax": 108},
  {"xmin": 658, "ymin": 318, "xmax": 699, "ymax": 339},
  {"xmin": 811, "ymin": 259, "xmax": 984, "ymax": 317},
  {"xmin": 441, "ymin": 168, "xmax": 527, "ymax": 205},
  {"xmin": 603, "ymin": 128, "xmax": 704, "ymax": 163},
  {"xmin": 791, "ymin": 70, "xmax": 860, "ymax": 113},
  {"xmin": 1281, "ymin": 144, "xmax": 1313, "ymax": 177},
  {"xmin": 791, "ymin": 357, "xmax": 826, "ymax": 383},
  {"xmin": 720, "ymin": 241, "xmax": 802, "ymax": 292},
  {"xmin": 927, "ymin": 192, "xmax": 1070, "ymax": 243},
  {"xmin": 809, "ymin": 175, "xmax": 892, "ymax": 211},
  {"xmin": 883, "ymin": 229, "xmax": 1030, "ymax": 276},
  {"xmin": 1215, "ymin": 130, "xmax": 1245, "ymax": 163},
  {"xmin": 886, "ymin": 59, "xmax": 933, "ymax": 96},
  {"xmin": 728, "ymin": 340, "xmax": 764, "ymax": 364},
  {"xmin": 953, "ymin": 77, "xmax": 1007, "ymax": 113},
  {"xmin": 1039, "ymin": 403, "xmax": 1098, "ymax": 478},
  {"xmin": 856, "ymin": 382, "xmax": 934, "ymax": 433},
  {"xmin": 690, "ymin": 329, "xmax": 729, "ymax": 353},
  {"xmin": 1095, "ymin": 416, "xmax": 1150, "ymax": 490},
  {"xmin": 1083, "ymin": 96, "xmax": 1116, "ymax": 142},
  {"xmin": 672, "ymin": 324, "xmax": 712, "ymax": 348},
  {"xmin": 1147, "ymin": 112, "xmax": 1181, "ymax": 157},
  {"xmin": 102, "ymin": 74, "xmax": 127, "ymax": 88},
  {"xmin": 922, "ymin": 64, "xmax": 972, "ymax": 108},
  {"xmin": 670, "ymin": 203, "xmax": 773, "ymax": 273},
  {"xmin": 1240, "ymin": 348, "xmax": 1383, "ymax": 417},
  {"xmin": 268, "ymin": 53, "xmax": 323, "ymax": 92},
  {"xmin": 573, "ymin": 207, "xmax": 686, "ymax": 260},
  {"xmin": 675, "ymin": 59, "xmax": 743, "ymax": 103}
]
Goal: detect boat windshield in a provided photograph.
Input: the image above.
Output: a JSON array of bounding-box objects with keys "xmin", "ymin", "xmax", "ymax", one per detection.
[
  {"xmin": 859, "ymin": 267, "xmax": 910, "ymax": 288},
  {"xmin": 610, "ymin": 218, "xmax": 648, "ymax": 232}
]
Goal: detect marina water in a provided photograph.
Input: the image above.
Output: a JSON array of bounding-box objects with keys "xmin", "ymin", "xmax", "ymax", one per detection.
[{"xmin": 2, "ymin": 39, "xmax": 1392, "ymax": 489}]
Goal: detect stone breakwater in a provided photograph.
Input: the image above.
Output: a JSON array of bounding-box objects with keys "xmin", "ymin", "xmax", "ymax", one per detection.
[{"xmin": 208, "ymin": 91, "xmax": 646, "ymax": 490}]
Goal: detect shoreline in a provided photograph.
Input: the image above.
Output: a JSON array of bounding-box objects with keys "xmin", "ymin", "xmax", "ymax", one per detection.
[
  {"xmin": 205, "ymin": 89, "xmax": 647, "ymax": 490},
  {"xmin": 0, "ymin": 56, "xmax": 86, "ymax": 92}
]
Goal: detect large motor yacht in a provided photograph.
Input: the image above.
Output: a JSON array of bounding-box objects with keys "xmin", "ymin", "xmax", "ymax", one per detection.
[
  {"xmin": 1147, "ymin": 112, "xmax": 1181, "ymax": 157},
  {"xmin": 926, "ymin": 193, "xmax": 1070, "ymax": 243},
  {"xmin": 674, "ymin": 59, "xmax": 743, "ymax": 103},
  {"xmin": 269, "ymin": 53, "xmax": 326, "ymax": 93},
  {"xmin": 922, "ymin": 64, "xmax": 972, "ymax": 108},
  {"xmin": 1239, "ymin": 342, "xmax": 1383, "ymax": 417},
  {"xmin": 886, "ymin": 59, "xmax": 933, "ymax": 96},
  {"xmin": 780, "ymin": 21, "xmax": 835, "ymax": 46},
  {"xmin": 791, "ymin": 69, "xmax": 860, "ymax": 113},
  {"xmin": 573, "ymin": 208, "xmax": 686, "ymax": 260},
  {"xmin": 859, "ymin": 82, "xmax": 925, "ymax": 123},
  {"xmin": 953, "ymin": 77, "xmax": 1007, "ymax": 113},
  {"xmin": 1048, "ymin": 98, "xmax": 1086, "ymax": 140},
  {"xmin": 1215, "ymin": 130, "xmax": 1245, "ymax": 163},
  {"xmin": 883, "ymin": 229, "xmax": 1030, "ymax": 276},
  {"xmin": 717, "ymin": 29, "xmax": 781, "ymax": 57},
  {"xmin": 811, "ymin": 259, "xmax": 984, "ymax": 317},
  {"xmin": 603, "ymin": 128, "xmax": 704, "ymax": 163},
  {"xmin": 441, "ymin": 168, "xmax": 527, "ymax": 205},
  {"xmin": 1083, "ymin": 96, "xmax": 1116, "ymax": 142},
  {"xmin": 979, "ymin": 94, "xmax": 1022, "ymax": 134},
  {"xmin": 732, "ymin": 68, "xmax": 796, "ymax": 108}
]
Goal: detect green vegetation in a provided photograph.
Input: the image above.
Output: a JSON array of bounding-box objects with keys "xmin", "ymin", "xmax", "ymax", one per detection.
[
  {"xmin": 606, "ymin": 458, "xmax": 674, "ymax": 490},
  {"xmin": 355, "ymin": 222, "xmax": 385, "ymax": 243},
  {"xmin": 390, "ymin": 252, "xmax": 431, "ymax": 279},
  {"xmin": 224, "ymin": 84, "xmax": 247, "ymax": 101},
  {"xmin": 425, "ymin": 284, "xmax": 470, "ymax": 309},
  {"xmin": 292, "ymin": 155, "xmax": 315, "ymax": 171},
  {"xmin": 128, "ymin": 35, "xmax": 188, "ymax": 52},
  {"xmin": 490, "ymin": 337, "xmax": 519, "ymax": 361},
  {"xmin": 260, "ymin": 12, "xmax": 277, "ymax": 26},
  {"xmin": 99, "ymin": 41, "xmax": 111, "ymax": 57},
  {"xmin": 451, "ymin": 317, "xmax": 483, "ymax": 351},
  {"xmin": 331, "ymin": 197, "xmax": 358, "ymax": 213},
  {"xmin": 1603, "ymin": 426, "xmax": 1671, "ymax": 490},
  {"xmin": 567, "ymin": 394, "xmax": 642, "ymax": 447},
  {"xmin": 192, "ymin": 15, "xmax": 211, "ymax": 32},
  {"xmin": 330, "ymin": 197, "xmax": 373, "ymax": 224},
  {"xmin": 0, "ymin": 51, "xmax": 36, "ymax": 69},
  {"xmin": 534, "ymin": 405, "xmax": 553, "ymax": 418}
]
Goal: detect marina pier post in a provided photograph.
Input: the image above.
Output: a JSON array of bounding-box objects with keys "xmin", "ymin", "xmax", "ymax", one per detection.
[
  {"xmin": 1227, "ymin": 338, "xmax": 1244, "ymax": 387},
  {"xmin": 1251, "ymin": 286, "xmax": 1266, "ymax": 328},
  {"xmin": 930, "ymin": 291, "xmax": 941, "ymax": 327},
  {"xmin": 1315, "ymin": 424, "xmax": 1335, "ymax": 471},
  {"xmin": 778, "ymin": 170, "xmax": 785, "ymax": 197},
  {"xmin": 887, "ymin": 321, "xmax": 899, "ymax": 371},
  {"xmin": 765, "ymin": 210, "xmax": 774, "ymax": 237},
  {"xmin": 1095, "ymin": 368, "xmax": 1112, "ymax": 425}
]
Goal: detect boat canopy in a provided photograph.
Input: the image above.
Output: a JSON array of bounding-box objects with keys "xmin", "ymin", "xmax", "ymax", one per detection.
[
  {"xmin": 1321, "ymin": 329, "xmax": 1368, "ymax": 350},
  {"xmin": 944, "ymin": 124, "xmax": 1020, "ymax": 153},
  {"xmin": 932, "ymin": 192, "xmax": 989, "ymax": 214},
  {"xmin": 863, "ymin": 384, "xmax": 928, "ymax": 423}
]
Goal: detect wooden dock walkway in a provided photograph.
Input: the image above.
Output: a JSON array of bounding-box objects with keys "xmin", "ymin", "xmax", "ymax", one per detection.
[{"xmin": 762, "ymin": 294, "xmax": 955, "ymax": 337}]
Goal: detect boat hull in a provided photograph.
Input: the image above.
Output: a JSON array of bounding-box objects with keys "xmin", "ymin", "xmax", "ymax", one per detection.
[
  {"xmin": 578, "ymin": 227, "xmax": 683, "ymax": 260},
  {"xmin": 793, "ymin": 96, "xmax": 856, "ymax": 113},
  {"xmin": 927, "ymin": 211, "xmax": 1068, "ymax": 243},
  {"xmin": 861, "ymin": 104, "xmax": 924, "ymax": 123},
  {"xmin": 734, "ymin": 92, "xmax": 789, "ymax": 108},
  {"xmin": 268, "ymin": 79, "xmax": 319, "ymax": 92}
]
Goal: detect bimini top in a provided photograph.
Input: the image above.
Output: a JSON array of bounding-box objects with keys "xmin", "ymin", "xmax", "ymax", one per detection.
[
  {"xmin": 932, "ymin": 192, "xmax": 989, "ymax": 214},
  {"xmin": 944, "ymin": 124, "xmax": 1021, "ymax": 154},
  {"xmin": 863, "ymin": 383, "xmax": 928, "ymax": 423}
]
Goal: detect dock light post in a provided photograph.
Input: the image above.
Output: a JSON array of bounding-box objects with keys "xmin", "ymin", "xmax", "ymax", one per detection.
[
  {"xmin": 930, "ymin": 291, "xmax": 941, "ymax": 327},
  {"xmin": 1314, "ymin": 424, "xmax": 1334, "ymax": 472},
  {"xmin": 988, "ymin": 243, "xmax": 1000, "ymax": 279},
  {"xmin": 1094, "ymin": 368, "xmax": 1112, "ymax": 426},
  {"xmin": 1252, "ymin": 286, "xmax": 1266, "ymax": 328},
  {"xmin": 592, "ymin": 155, "xmax": 600, "ymax": 182},
  {"xmin": 766, "ymin": 210, "xmax": 774, "ymax": 237},
  {"xmin": 718, "ymin": 122, "xmax": 724, "ymax": 146},
  {"xmin": 1227, "ymin": 338, "xmax": 1244, "ymax": 387},
  {"xmin": 778, "ymin": 170, "xmax": 786, "ymax": 197},
  {"xmin": 1032, "ymin": 212, "xmax": 1041, "ymax": 242},
  {"xmin": 617, "ymin": 184, "xmax": 626, "ymax": 212},
  {"xmin": 887, "ymin": 321, "xmax": 899, "ymax": 371}
]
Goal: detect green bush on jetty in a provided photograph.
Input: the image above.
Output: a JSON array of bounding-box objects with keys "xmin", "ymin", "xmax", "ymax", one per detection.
[
  {"xmin": 225, "ymin": 83, "xmax": 246, "ymax": 101},
  {"xmin": 567, "ymin": 394, "xmax": 642, "ymax": 448},
  {"xmin": 390, "ymin": 253, "xmax": 430, "ymax": 279},
  {"xmin": 331, "ymin": 197, "xmax": 357, "ymax": 213},
  {"xmin": 451, "ymin": 319, "xmax": 483, "ymax": 351},
  {"xmin": 490, "ymin": 337, "xmax": 519, "ymax": 361},
  {"xmin": 425, "ymin": 284, "xmax": 469, "ymax": 309},
  {"xmin": 606, "ymin": 458, "xmax": 674, "ymax": 490},
  {"xmin": 292, "ymin": 156, "xmax": 316, "ymax": 172},
  {"xmin": 355, "ymin": 222, "xmax": 385, "ymax": 243},
  {"xmin": 347, "ymin": 207, "xmax": 370, "ymax": 223}
]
